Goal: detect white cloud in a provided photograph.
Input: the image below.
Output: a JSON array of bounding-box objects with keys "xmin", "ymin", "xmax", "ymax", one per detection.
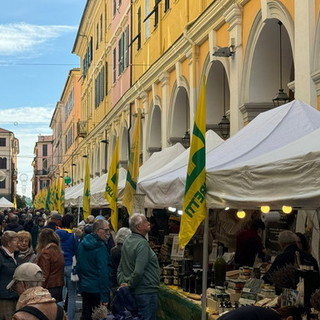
[
  {"xmin": 0, "ymin": 106, "xmax": 54, "ymax": 124},
  {"xmin": 0, "ymin": 23, "xmax": 77, "ymax": 56}
]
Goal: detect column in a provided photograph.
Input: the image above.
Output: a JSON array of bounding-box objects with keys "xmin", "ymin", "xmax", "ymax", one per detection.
[
  {"xmin": 225, "ymin": 3, "xmax": 243, "ymax": 134},
  {"xmin": 159, "ymin": 72, "xmax": 170, "ymax": 147},
  {"xmin": 294, "ymin": 0, "xmax": 316, "ymax": 106}
]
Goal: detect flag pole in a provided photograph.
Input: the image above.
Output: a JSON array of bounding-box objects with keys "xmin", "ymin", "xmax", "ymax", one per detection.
[{"xmin": 201, "ymin": 210, "xmax": 209, "ymax": 320}]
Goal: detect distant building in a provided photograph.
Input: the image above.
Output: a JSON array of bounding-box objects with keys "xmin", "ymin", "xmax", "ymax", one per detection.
[
  {"xmin": 50, "ymin": 68, "xmax": 82, "ymax": 186},
  {"xmin": 0, "ymin": 128, "xmax": 19, "ymax": 202},
  {"xmin": 31, "ymin": 135, "xmax": 53, "ymax": 200}
]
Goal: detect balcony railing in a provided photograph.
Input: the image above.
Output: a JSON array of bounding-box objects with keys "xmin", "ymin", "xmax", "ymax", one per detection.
[
  {"xmin": 35, "ymin": 169, "xmax": 49, "ymax": 176},
  {"xmin": 77, "ymin": 120, "xmax": 88, "ymax": 137}
]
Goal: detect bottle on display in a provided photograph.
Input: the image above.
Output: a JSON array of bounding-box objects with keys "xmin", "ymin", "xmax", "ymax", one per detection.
[
  {"xmin": 214, "ymin": 245, "xmax": 227, "ymax": 287},
  {"xmin": 189, "ymin": 271, "xmax": 196, "ymax": 293},
  {"xmin": 195, "ymin": 270, "xmax": 202, "ymax": 294},
  {"xmin": 182, "ymin": 273, "xmax": 190, "ymax": 292}
]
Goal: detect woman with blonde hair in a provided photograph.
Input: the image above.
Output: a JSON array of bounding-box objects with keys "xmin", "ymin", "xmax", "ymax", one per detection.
[
  {"xmin": 0, "ymin": 231, "xmax": 20, "ymax": 320},
  {"xmin": 17, "ymin": 230, "xmax": 36, "ymax": 263},
  {"xmin": 36, "ymin": 228, "xmax": 64, "ymax": 303}
]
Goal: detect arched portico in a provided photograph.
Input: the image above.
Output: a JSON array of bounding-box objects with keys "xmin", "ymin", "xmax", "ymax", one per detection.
[
  {"xmin": 241, "ymin": 5, "xmax": 294, "ymax": 121},
  {"xmin": 168, "ymin": 82, "xmax": 190, "ymax": 146}
]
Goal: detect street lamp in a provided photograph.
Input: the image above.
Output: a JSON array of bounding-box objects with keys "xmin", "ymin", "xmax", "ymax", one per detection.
[
  {"xmin": 182, "ymin": 130, "xmax": 190, "ymax": 148},
  {"xmin": 272, "ymin": 21, "xmax": 289, "ymax": 107},
  {"xmin": 101, "ymin": 139, "xmax": 109, "ymax": 173},
  {"xmin": 218, "ymin": 71, "xmax": 230, "ymax": 139}
]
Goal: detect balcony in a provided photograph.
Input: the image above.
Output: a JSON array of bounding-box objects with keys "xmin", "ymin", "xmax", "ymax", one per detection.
[
  {"xmin": 35, "ymin": 169, "xmax": 49, "ymax": 176},
  {"xmin": 77, "ymin": 120, "xmax": 88, "ymax": 138}
]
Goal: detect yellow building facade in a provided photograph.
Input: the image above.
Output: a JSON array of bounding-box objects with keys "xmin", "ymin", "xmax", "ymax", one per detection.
[{"xmin": 68, "ymin": 0, "xmax": 320, "ymax": 187}]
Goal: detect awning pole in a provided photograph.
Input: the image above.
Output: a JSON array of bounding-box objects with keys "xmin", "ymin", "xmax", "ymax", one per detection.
[{"xmin": 201, "ymin": 210, "xmax": 209, "ymax": 320}]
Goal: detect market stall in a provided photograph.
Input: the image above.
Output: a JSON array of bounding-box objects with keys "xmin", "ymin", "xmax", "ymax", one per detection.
[
  {"xmin": 138, "ymin": 100, "xmax": 320, "ymax": 208},
  {"xmin": 137, "ymin": 100, "xmax": 320, "ymax": 319}
]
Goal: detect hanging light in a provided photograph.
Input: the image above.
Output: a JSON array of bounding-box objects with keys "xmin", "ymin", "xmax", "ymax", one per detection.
[
  {"xmin": 282, "ymin": 205, "xmax": 292, "ymax": 214},
  {"xmin": 236, "ymin": 209, "xmax": 246, "ymax": 219},
  {"xmin": 182, "ymin": 130, "xmax": 190, "ymax": 148},
  {"xmin": 218, "ymin": 69, "xmax": 230, "ymax": 139},
  {"xmin": 272, "ymin": 21, "xmax": 290, "ymax": 107},
  {"xmin": 261, "ymin": 206, "xmax": 270, "ymax": 214}
]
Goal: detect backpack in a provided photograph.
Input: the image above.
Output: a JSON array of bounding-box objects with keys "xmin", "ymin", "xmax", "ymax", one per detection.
[{"xmin": 13, "ymin": 304, "xmax": 64, "ymax": 320}]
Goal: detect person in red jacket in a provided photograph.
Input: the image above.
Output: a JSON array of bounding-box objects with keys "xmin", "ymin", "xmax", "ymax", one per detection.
[{"xmin": 234, "ymin": 218, "xmax": 266, "ymax": 268}]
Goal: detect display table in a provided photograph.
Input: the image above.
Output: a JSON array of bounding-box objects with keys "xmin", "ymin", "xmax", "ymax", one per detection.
[{"xmin": 157, "ymin": 285, "xmax": 202, "ymax": 320}]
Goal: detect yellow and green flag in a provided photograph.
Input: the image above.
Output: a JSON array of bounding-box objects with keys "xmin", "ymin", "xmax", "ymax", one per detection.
[
  {"xmin": 179, "ymin": 77, "xmax": 207, "ymax": 248},
  {"xmin": 123, "ymin": 109, "xmax": 141, "ymax": 215},
  {"xmin": 45, "ymin": 185, "xmax": 51, "ymax": 211},
  {"xmin": 58, "ymin": 176, "xmax": 65, "ymax": 215},
  {"xmin": 105, "ymin": 137, "xmax": 120, "ymax": 231},
  {"xmin": 83, "ymin": 157, "xmax": 91, "ymax": 220}
]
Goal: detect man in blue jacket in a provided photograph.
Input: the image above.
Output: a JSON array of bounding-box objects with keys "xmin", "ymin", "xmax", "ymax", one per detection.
[
  {"xmin": 118, "ymin": 213, "xmax": 160, "ymax": 320},
  {"xmin": 77, "ymin": 219, "xmax": 111, "ymax": 320}
]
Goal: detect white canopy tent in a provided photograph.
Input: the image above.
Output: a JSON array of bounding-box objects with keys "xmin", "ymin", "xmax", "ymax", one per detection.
[
  {"xmin": 138, "ymin": 100, "xmax": 320, "ymax": 208},
  {"xmin": 0, "ymin": 197, "xmax": 14, "ymax": 208},
  {"xmin": 206, "ymin": 126, "xmax": 320, "ymax": 209},
  {"xmin": 65, "ymin": 143, "xmax": 186, "ymax": 208}
]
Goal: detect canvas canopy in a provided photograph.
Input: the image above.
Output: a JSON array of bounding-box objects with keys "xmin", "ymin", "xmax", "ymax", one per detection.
[
  {"xmin": 65, "ymin": 143, "xmax": 185, "ymax": 208},
  {"xmin": 138, "ymin": 100, "xmax": 320, "ymax": 208},
  {"xmin": 206, "ymin": 126, "xmax": 320, "ymax": 209},
  {"xmin": 0, "ymin": 197, "xmax": 14, "ymax": 208},
  {"xmin": 138, "ymin": 130, "xmax": 224, "ymax": 207}
]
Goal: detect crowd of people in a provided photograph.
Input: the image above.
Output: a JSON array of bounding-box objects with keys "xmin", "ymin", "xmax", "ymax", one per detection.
[{"xmin": 0, "ymin": 209, "xmax": 160, "ymax": 320}]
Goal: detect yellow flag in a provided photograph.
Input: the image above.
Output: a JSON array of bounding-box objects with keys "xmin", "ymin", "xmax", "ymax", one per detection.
[
  {"xmin": 13, "ymin": 196, "xmax": 17, "ymax": 209},
  {"xmin": 83, "ymin": 157, "xmax": 91, "ymax": 220},
  {"xmin": 58, "ymin": 176, "xmax": 65, "ymax": 215},
  {"xmin": 105, "ymin": 137, "xmax": 120, "ymax": 231},
  {"xmin": 123, "ymin": 109, "xmax": 141, "ymax": 215},
  {"xmin": 179, "ymin": 77, "xmax": 207, "ymax": 248}
]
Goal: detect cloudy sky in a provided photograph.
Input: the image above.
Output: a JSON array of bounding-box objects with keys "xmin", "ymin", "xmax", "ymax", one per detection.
[{"xmin": 0, "ymin": 0, "xmax": 86, "ymax": 198}]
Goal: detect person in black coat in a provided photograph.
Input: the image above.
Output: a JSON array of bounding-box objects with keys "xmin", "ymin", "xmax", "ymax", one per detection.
[
  {"xmin": 217, "ymin": 305, "xmax": 302, "ymax": 320},
  {"xmin": 263, "ymin": 230, "xmax": 319, "ymax": 286},
  {"xmin": 4, "ymin": 214, "xmax": 23, "ymax": 233}
]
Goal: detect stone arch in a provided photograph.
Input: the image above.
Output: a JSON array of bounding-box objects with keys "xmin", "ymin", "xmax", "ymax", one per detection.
[
  {"xmin": 168, "ymin": 78, "xmax": 190, "ymax": 145},
  {"xmin": 241, "ymin": 2, "xmax": 294, "ymax": 105},
  {"xmin": 205, "ymin": 55, "xmax": 230, "ymax": 135},
  {"xmin": 312, "ymin": 13, "xmax": 320, "ymax": 99},
  {"xmin": 146, "ymin": 96, "xmax": 162, "ymax": 154}
]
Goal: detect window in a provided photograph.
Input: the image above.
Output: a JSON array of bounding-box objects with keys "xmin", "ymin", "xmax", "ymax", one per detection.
[
  {"xmin": 100, "ymin": 15, "xmax": 103, "ymax": 42},
  {"xmin": 65, "ymin": 90, "xmax": 74, "ymax": 120},
  {"xmin": 113, "ymin": 0, "xmax": 117, "ymax": 16},
  {"xmin": 65, "ymin": 126, "xmax": 74, "ymax": 151},
  {"xmin": 124, "ymin": 26, "xmax": 129, "ymax": 68},
  {"xmin": 0, "ymin": 179, "xmax": 5, "ymax": 189},
  {"xmin": 42, "ymin": 144, "xmax": 48, "ymax": 157},
  {"xmin": 118, "ymin": 34, "xmax": 124, "ymax": 75},
  {"xmin": 130, "ymin": 8, "xmax": 141, "ymax": 51},
  {"xmin": 137, "ymin": 8, "xmax": 141, "ymax": 49},
  {"xmin": 105, "ymin": 62, "xmax": 109, "ymax": 94},
  {"xmin": 96, "ymin": 23, "xmax": 99, "ymax": 49},
  {"xmin": 144, "ymin": 0, "xmax": 161, "ymax": 29},
  {"xmin": 83, "ymin": 37, "xmax": 93, "ymax": 77},
  {"xmin": 145, "ymin": 0, "xmax": 150, "ymax": 39},
  {"xmin": 95, "ymin": 67, "xmax": 105, "ymax": 108},
  {"xmin": 42, "ymin": 158, "xmax": 48, "ymax": 174},
  {"xmin": 0, "ymin": 157, "xmax": 7, "ymax": 169},
  {"xmin": 0, "ymin": 138, "xmax": 5, "ymax": 147},
  {"xmin": 113, "ymin": 48, "xmax": 117, "ymax": 83},
  {"xmin": 164, "ymin": 0, "xmax": 170, "ymax": 12}
]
